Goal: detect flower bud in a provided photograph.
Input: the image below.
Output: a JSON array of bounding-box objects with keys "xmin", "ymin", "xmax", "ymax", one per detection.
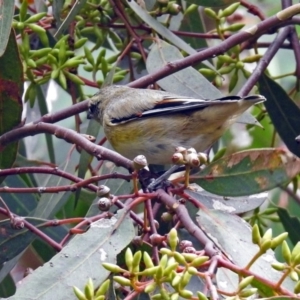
[
  {"xmin": 224, "ymin": 23, "xmax": 245, "ymax": 32},
  {"xmin": 238, "ymin": 276, "xmax": 254, "ymax": 290},
  {"xmin": 239, "ymin": 288, "xmax": 257, "ymax": 298},
  {"xmin": 97, "ymin": 185, "xmax": 111, "ymax": 197},
  {"xmin": 175, "ymin": 146, "xmax": 187, "ymax": 154},
  {"xmin": 180, "ymin": 271, "xmax": 192, "ymax": 287},
  {"xmin": 167, "ymin": 2, "xmax": 181, "ymax": 15},
  {"xmin": 183, "ymin": 247, "xmax": 196, "ymax": 254},
  {"xmin": 172, "ymin": 273, "xmax": 182, "ymax": 287},
  {"xmin": 161, "ymin": 212, "xmax": 173, "ymax": 222},
  {"xmin": 133, "ymin": 155, "xmax": 148, "ymax": 170},
  {"xmin": 294, "ymin": 280, "xmax": 300, "ymax": 294},
  {"xmin": 174, "ymin": 252, "xmax": 186, "ymax": 265},
  {"xmin": 291, "ymin": 242, "xmax": 300, "ymax": 262},
  {"xmin": 187, "ymin": 148, "xmax": 197, "ymax": 154},
  {"xmin": 163, "ymin": 262, "xmax": 179, "ymax": 276},
  {"xmin": 155, "ymin": 265, "xmax": 164, "ymax": 280},
  {"xmin": 170, "ymin": 293, "xmax": 179, "ymax": 300},
  {"xmin": 97, "ymin": 197, "xmax": 112, "ymax": 211},
  {"xmin": 172, "ymin": 152, "xmax": 184, "ymax": 165},
  {"xmin": 144, "ymin": 282, "xmax": 157, "ymax": 293},
  {"xmin": 218, "ymin": 55, "xmax": 235, "ymax": 64},
  {"xmin": 84, "ymin": 278, "xmax": 94, "ymax": 300},
  {"xmin": 102, "ymin": 263, "xmax": 124, "ymax": 273},
  {"xmin": 187, "ymin": 153, "xmax": 200, "ymax": 167},
  {"xmin": 242, "ymin": 54, "xmax": 262, "ymax": 63},
  {"xmin": 271, "ymin": 262, "xmax": 286, "ymax": 271},
  {"xmin": 179, "ymin": 289, "xmax": 193, "ymax": 299},
  {"xmin": 132, "ymin": 251, "xmax": 142, "ymax": 272},
  {"xmin": 95, "ymin": 279, "xmax": 110, "ymax": 297},
  {"xmin": 204, "ymin": 8, "xmax": 217, "ymax": 19},
  {"xmin": 260, "ymin": 239, "xmax": 272, "ymax": 252},
  {"xmin": 73, "ymin": 286, "xmax": 87, "ymax": 300},
  {"xmin": 160, "ymin": 247, "xmax": 173, "ymax": 256},
  {"xmin": 197, "ymin": 291, "xmax": 208, "ymax": 300},
  {"xmin": 191, "ymin": 256, "xmax": 209, "ymax": 267},
  {"xmin": 290, "ymin": 270, "xmax": 299, "ymax": 281},
  {"xmin": 143, "ymin": 252, "xmax": 154, "ymax": 269},
  {"xmin": 179, "ymin": 240, "xmax": 193, "ymax": 251},
  {"xmin": 168, "ymin": 228, "xmax": 178, "ymax": 251},
  {"xmin": 125, "ymin": 248, "xmax": 133, "ymax": 271},
  {"xmin": 271, "ymin": 232, "xmax": 288, "ymax": 249},
  {"xmin": 149, "ymin": 233, "xmax": 165, "ymax": 246},
  {"xmin": 218, "ymin": 65, "xmax": 235, "ymax": 75},
  {"xmin": 252, "ymin": 224, "xmax": 261, "ymax": 245},
  {"xmin": 182, "ymin": 253, "xmax": 198, "ymax": 262},
  {"xmin": 138, "ymin": 266, "xmax": 160, "ymax": 276},
  {"xmin": 113, "ymin": 276, "xmax": 131, "ymax": 286},
  {"xmin": 282, "ymin": 241, "xmax": 291, "ymax": 264},
  {"xmin": 159, "ymin": 254, "xmax": 168, "ymax": 269},
  {"xmin": 187, "ymin": 267, "xmax": 198, "ymax": 275},
  {"xmin": 219, "ymin": 2, "xmax": 240, "ymax": 18},
  {"xmin": 197, "ymin": 152, "xmax": 208, "ymax": 164}
]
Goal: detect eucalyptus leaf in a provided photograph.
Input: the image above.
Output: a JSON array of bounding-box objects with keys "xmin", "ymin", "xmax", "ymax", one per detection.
[
  {"xmin": 7, "ymin": 209, "xmax": 135, "ymax": 300},
  {"xmin": 194, "ymin": 148, "xmax": 300, "ymax": 196},
  {"xmin": 0, "ymin": 3, "xmax": 14, "ymax": 56},
  {"xmin": 186, "ymin": 184, "xmax": 268, "ymax": 214}
]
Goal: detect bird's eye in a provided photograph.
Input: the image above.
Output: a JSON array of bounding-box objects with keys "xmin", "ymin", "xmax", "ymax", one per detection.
[{"xmin": 87, "ymin": 103, "xmax": 98, "ymax": 119}]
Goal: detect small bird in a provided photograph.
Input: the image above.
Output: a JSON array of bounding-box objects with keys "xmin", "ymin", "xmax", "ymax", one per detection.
[{"xmin": 87, "ymin": 85, "xmax": 266, "ymax": 165}]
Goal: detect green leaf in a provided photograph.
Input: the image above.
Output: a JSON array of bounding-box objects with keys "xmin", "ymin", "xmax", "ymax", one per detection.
[
  {"xmin": 32, "ymin": 157, "xmax": 78, "ymax": 219},
  {"xmin": 0, "ymin": 274, "xmax": 15, "ymax": 298},
  {"xmin": 0, "ymin": 30, "xmax": 23, "ymax": 176},
  {"xmin": 36, "ymin": 85, "xmax": 56, "ymax": 163},
  {"xmin": 194, "ymin": 148, "xmax": 300, "ymax": 196},
  {"xmin": 147, "ymin": 40, "xmax": 222, "ymax": 99},
  {"xmin": 127, "ymin": 1, "xmax": 214, "ymax": 70},
  {"xmin": 103, "ymin": 62, "xmax": 117, "ymax": 87},
  {"xmin": 54, "ymin": 0, "xmax": 88, "ymax": 38},
  {"xmin": 52, "ymin": 0, "xmax": 64, "ymax": 28},
  {"xmin": 179, "ymin": 5, "xmax": 208, "ymax": 60},
  {"xmin": 0, "ymin": 1, "xmax": 14, "ymax": 56},
  {"xmin": 0, "ymin": 218, "xmax": 43, "ymax": 264},
  {"xmin": 1, "ymin": 175, "xmax": 38, "ymax": 216},
  {"xmin": 185, "ymin": 184, "xmax": 268, "ymax": 214},
  {"xmin": 277, "ymin": 207, "xmax": 300, "ymax": 246},
  {"xmin": 258, "ymin": 74, "xmax": 300, "ymax": 158},
  {"xmin": 9, "ymin": 209, "xmax": 135, "ymax": 300}
]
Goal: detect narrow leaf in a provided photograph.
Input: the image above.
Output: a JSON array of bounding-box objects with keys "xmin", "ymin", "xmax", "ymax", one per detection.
[
  {"xmin": 0, "ymin": 30, "xmax": 23, "ymax": 177},
  {"xmin": 54, "ymin": 0, "xmax": 87, "ymax": 38},
  {"xmin": 9, "ymin": 209, "xmax": 135, "ymax": 300},
  {"xmin": 194, "ymin": 148, "xmax": 300, "ymax": 196},
  {"xmin": 36, "ymin": 85, "xmax": 56, "ymax": 163},
  {"xmin": 0, "ymin": 2, "xmax": 14, "ymax": 56},
  {"xmin": 277, "ymin": 207, "xmax": 300, "ymax": 246},
  {"xmin": 258, "ymin": 74, "xmax": 300, "ymax": 157},
  {"xmin": 185, "ymin": 184, "xmax": 268, "ymax": 214}
]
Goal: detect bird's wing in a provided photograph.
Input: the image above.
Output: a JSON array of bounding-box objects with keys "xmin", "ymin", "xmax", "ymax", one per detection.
[{"xmin": 111, "ymin": 94, "xmax": 265, "ymax": 124}]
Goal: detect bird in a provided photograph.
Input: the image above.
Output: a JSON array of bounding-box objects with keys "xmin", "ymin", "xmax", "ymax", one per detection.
[{"xmin": 87, "ymin": 85, "xmax": 266, "ymax": 165}]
